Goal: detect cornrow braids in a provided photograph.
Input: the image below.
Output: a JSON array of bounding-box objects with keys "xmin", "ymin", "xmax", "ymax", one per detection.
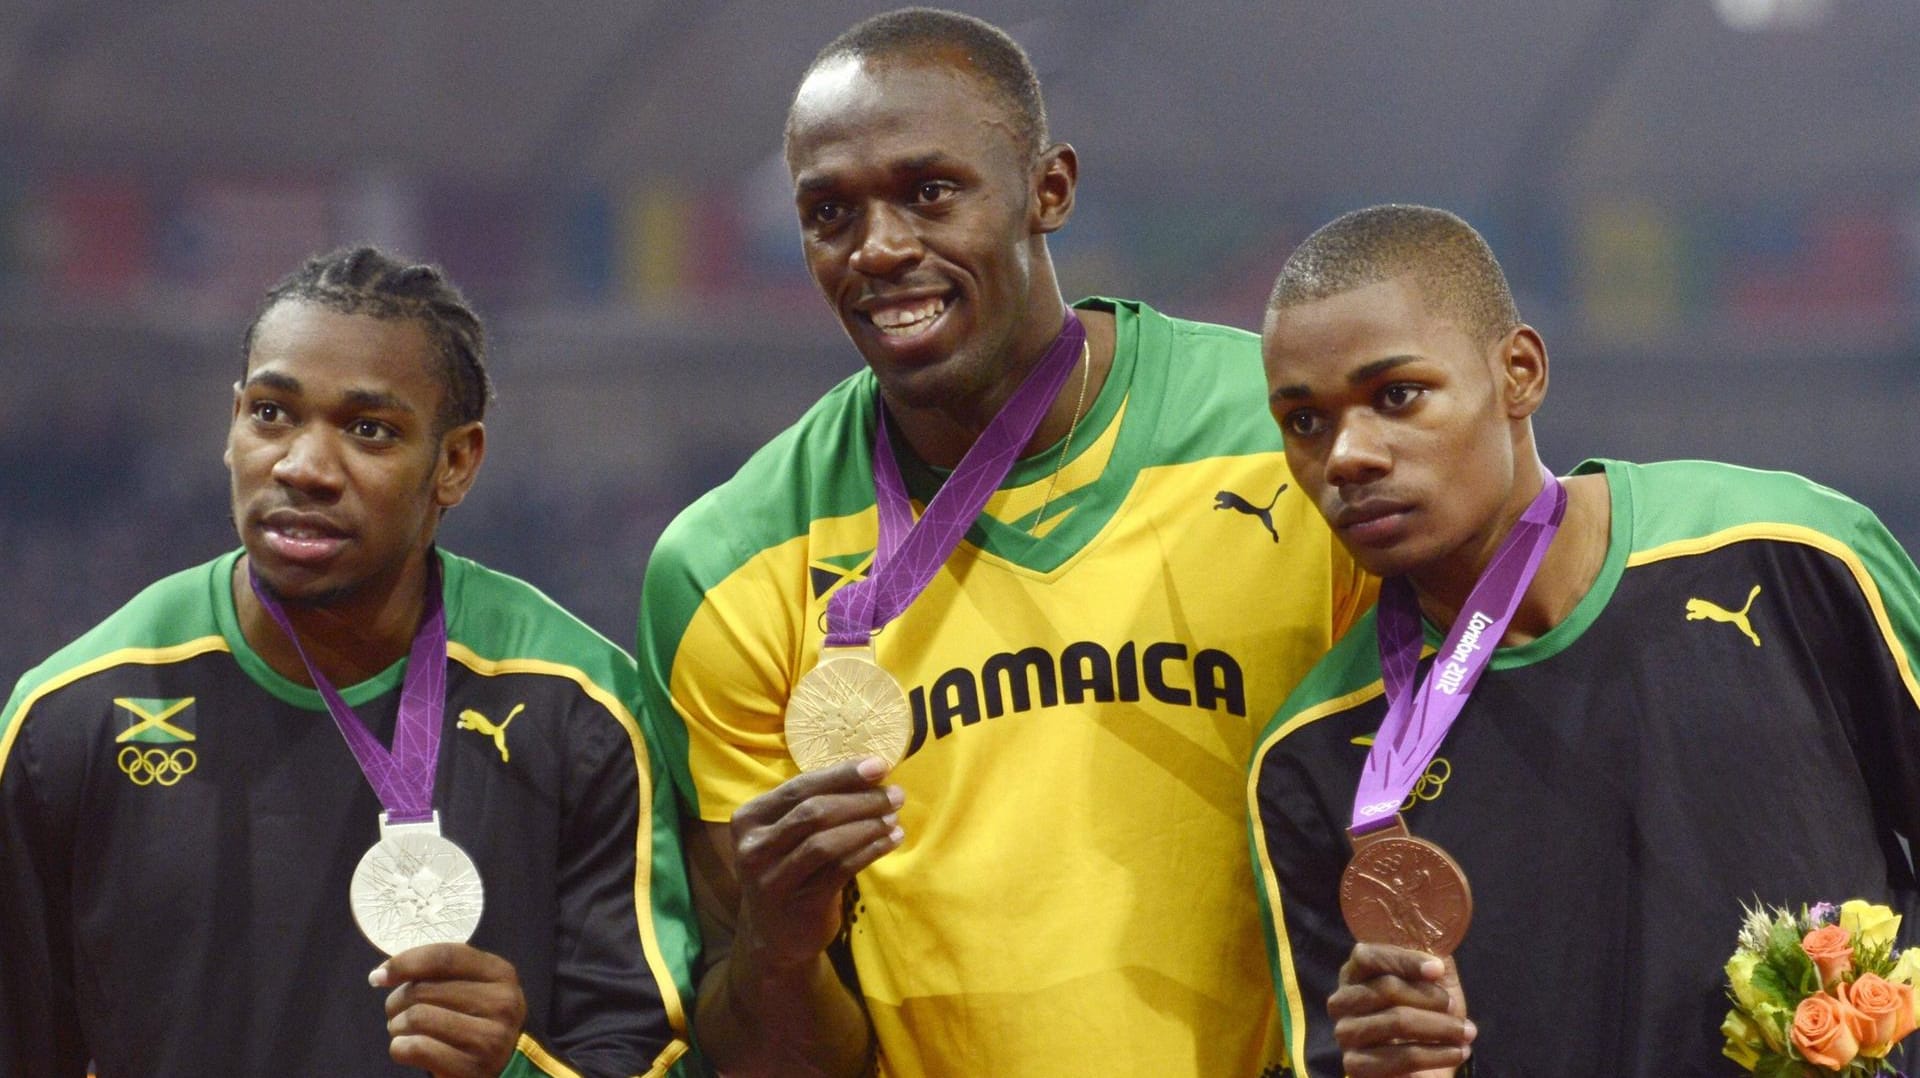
[{"xmin": 241, "ymin": 246, "xmax": 492, "ymax": 432}]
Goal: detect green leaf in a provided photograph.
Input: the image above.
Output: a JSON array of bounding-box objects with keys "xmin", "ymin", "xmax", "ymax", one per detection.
[{"xmin": 1753, "ymin": 1053, "xmax": 1807, "ymax": 1078}]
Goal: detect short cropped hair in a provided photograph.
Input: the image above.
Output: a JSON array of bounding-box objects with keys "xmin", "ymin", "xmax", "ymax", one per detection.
[
  {"xmin": 795, "ymin": 7, "xmax": 1048, "ymax": 158},
  {"xmin": 242, "ymin": 246, "xmax": 492, "ymax": 433},
  {"xmin": 1267, "ymin": 205, "xmax": 1520, "ymax": 346}
]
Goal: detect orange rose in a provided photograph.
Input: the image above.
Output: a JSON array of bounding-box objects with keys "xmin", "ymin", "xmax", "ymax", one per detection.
[
  {"xmin": 1794, "ymin": 992, "xmax": 1864, "ymax": 1069},
  {"xmin": 1847, "ymin": 973, "xmax": 1919, "ymax": 1055},
  {"xmin": 1803, "ymin": 923, "xmax": 1855, "ymax": 987}
]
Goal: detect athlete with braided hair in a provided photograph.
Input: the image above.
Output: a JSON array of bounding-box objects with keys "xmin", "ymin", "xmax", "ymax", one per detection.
[{"xmin": 1, "ymin": 247, "xmax": 697, "ymax": 1076}]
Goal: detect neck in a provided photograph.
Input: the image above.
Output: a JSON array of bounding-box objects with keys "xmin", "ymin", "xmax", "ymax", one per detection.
[
  {"xmin": 888, "ymin": 307, "xmax": 1117, "ymax": 470},
  {"xmin": 1410, "ymin": 471, "xmax": 1612, "ymax": 647},
  {"xmin": 233, "ymin": 553, "xmax": 434, "ymax": 688}
]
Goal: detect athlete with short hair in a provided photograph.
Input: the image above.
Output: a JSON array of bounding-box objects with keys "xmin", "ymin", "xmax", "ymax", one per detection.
[
  {"xmin": 1251, "ymin": 204, "xmax": 1920, "ymax": 1075},
  {"xmin": 0, "ymin": 247, "xmax": 697, "ymax": 1076},
  {"xmin": 638, "ymin": 8, "xmax": 1370, "ymax": 1076}
]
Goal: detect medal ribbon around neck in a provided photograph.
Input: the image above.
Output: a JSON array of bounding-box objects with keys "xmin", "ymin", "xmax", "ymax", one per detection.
[
  {"xmin": 824, "ymin": 308, "xmax": 1088, "ymax": 647},
  {"xmin": 1351, "ymin": 467, "xmax": 1567, "ymax": 835},
  {"xmin": 249, "ymin": 556, "xmax": 448, "ymax": 824}
]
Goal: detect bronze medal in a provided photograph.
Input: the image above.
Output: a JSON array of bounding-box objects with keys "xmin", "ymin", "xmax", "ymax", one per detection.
[
  {"xmin": 1339, "ymin": 816, "xmax": 1473, "ymax": 956},
  {"xmin": 785, "ymin": 645, "xmax": 912, "ymax": 772}
]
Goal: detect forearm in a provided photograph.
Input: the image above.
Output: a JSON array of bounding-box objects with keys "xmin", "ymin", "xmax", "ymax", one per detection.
[{"xmin": 695, "ymin": 949, "xmax": 872, "ymax": 1078}]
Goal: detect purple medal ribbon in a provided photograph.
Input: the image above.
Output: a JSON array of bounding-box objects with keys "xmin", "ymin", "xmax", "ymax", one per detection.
[
  {"xmin": 824, "ymin": 309, "xmax": 1088, "ymax": 647},
  {"xmin": 249, "ymin": 559, "xmax": 448, "ymax": 823},
  {"xmin": 1351, "ymin": 468, "xmax": 1568, "ymax": 834}
]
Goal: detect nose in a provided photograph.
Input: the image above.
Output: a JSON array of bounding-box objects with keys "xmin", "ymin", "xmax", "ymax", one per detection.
[
  {"xmin": 847, "ymin": 202, "xmax": 923, "ymax": 278},
  {"xmin": 1324, "ymin": 412, "xmax": 1392, "ymax": 489},
  {"xmin": 270, "ymin": 427, "xmax": 345, "ymax": 499}
]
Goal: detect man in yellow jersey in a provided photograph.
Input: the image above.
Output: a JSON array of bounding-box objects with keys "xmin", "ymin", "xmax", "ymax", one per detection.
[{"xmin": 638, "ymin": 9, "xmax": 1371, "ymax": 1075}]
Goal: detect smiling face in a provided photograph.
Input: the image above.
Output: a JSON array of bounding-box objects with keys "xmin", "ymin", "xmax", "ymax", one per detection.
[
  {"xmin": 785, "ymin": 52, "xmax": 1071, "ymax": 417},
  {"xmin": 226, "ymin": 300, "xmax": 482, "ymax": 609},
  {"xmin": 1263, "ymin": 275, "xmax": 1544, "ymax": 585}
]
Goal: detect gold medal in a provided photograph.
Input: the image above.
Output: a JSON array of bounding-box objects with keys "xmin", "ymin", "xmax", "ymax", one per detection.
[{"xmin": 785, "ymin": 645, "xmax": 912, "ymax": 772}]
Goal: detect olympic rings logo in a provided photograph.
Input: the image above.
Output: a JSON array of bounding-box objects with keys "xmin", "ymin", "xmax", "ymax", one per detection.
[
  {"xmin": 1401, "ymin": 757, "xmax": 1451, "ymax": 810},
  {"xmin": 117, "ymin": 746, "xmax": 197, "ymax": 787}
]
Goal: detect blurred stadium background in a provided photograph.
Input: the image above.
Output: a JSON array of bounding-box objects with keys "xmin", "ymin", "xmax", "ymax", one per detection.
[{"xmin": 2, "ymin": 0, "xmax": 1916, "ymax": 680}]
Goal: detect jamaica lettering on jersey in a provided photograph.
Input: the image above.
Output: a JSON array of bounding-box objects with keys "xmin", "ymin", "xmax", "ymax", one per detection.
[
  {"xmin": 641, "ymin": 297, "xmax": 1373, "ymax": 1077},
  {"xmin": 1250, "ymin": 458, "xmax": 1920, "ymax": 1077},
  {"xmin": 1, "ymin": 549, "xmax": 697, "ymax": 1078},
  {"xmin": 904, "ymin": 638, "xmax": 1248, "ymax": 753}
]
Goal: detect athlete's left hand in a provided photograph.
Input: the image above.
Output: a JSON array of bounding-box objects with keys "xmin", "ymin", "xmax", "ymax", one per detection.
[{"xmin": 373, "ymin": 942, "xmax": 527, "ymax": 1077}]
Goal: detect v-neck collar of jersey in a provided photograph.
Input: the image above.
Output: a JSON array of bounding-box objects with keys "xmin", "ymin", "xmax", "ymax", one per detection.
[{"xmin": 889, "ymin": 297, "xmax": 1142, "ymax": 570}]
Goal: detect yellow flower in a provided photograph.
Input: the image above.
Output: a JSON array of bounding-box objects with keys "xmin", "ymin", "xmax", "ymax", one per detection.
[
  {"xmin": 1753, "ymin": 1002, "xmax": 1793, "ymax": 1052},
  {"xmin": 1722, "ymin": 1010, "xmax": 1764, "ymax": 1070},
  {"xmin": 1890, "ymin": 946, "xmax": 1920, "ymax": 986},
  {"xmin": 1727, "ymin": 951, "xmax": 1765, "ymax": 1013},
  {"xmin": 1841, "ymin": 900, "xmax": 1901, "ymax": 952}
]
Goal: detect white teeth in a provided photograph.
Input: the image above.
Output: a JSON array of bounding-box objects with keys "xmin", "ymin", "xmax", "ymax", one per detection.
[{"xmin": 871, "ymin": 298, "xmax": 945, "ymax": 334}]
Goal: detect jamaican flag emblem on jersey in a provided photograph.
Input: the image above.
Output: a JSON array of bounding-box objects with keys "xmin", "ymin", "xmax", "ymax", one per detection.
[{"xmin": 113, "ymin": 697, "xmax": 198, "ymax": 787}]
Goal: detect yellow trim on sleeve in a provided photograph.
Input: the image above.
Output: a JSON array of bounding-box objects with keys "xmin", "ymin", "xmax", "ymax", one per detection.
[
  {"xmin": 1247, "ymin": 677, "xmax": 1390, "ymax": 1078},
  {"xmin": 1, "ymin": 637, "xmax": 231, "ymax": 774},
  {"xmin": 514, "ymin": 1032, "xmax": 689, "ymax": 1078},
  {"xmin": 515, "ymin": 1033, "xmax": 584, "ymax": 1077},
  {"xmin": 1627, "ymin": 523, "xmax": 1920, "ymax": 709},
  {"xmin": 447, "ymin": 644, "xmax": 690, "ymax": 1039}
]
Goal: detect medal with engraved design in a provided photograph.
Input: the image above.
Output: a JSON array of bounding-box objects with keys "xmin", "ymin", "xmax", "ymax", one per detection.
[
  {"xmin": 785, "ymin": 645, "xmax": 912, "ymax": 772},
  {"xmin": 1340, "ymin": 816, "xmax": 1472, "ymax": 956},
  {"xmin": 351, "ymin": 810, "xmax": 486, "ymax": 955}
]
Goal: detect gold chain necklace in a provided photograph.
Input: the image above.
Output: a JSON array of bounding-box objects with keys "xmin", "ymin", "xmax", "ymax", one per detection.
[{"xmin": 1031, "ymin": 340, "xmax": 1093, "ymax": 537}]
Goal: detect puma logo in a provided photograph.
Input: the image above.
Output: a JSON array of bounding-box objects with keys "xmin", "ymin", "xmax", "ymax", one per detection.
[
  {"xmin": 1214, "ymin": 483, "xmax": 1289, "ymax": 543},
  {"xmin": 457, "ymin": 703, "xmax": 526, "ymax": 763},
  {"xmin": 1685, "ymin": 585, "xmax": 1762, "ymax": 647}
]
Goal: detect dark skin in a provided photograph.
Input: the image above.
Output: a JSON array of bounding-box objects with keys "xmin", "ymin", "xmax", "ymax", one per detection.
[
  {"xmin": 226, "ymin": 301, "xmax": 524, "ymax": 1077},
  {"xmin": 1263, "ymin": 275, "xmax": 1613, "ymax": 1075},
  {"xmin": 689, "ymin": 49, "xmax": 1115, "ymax": 1076}
]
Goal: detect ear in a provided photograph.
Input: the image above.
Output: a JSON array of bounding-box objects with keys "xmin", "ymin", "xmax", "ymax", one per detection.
[
  {"xmin": 1498, "ymin": 325, "xmax": 1548, "ymax": 420},
  {"xmin": 224, "ymin": 381, "xmax": 243, "ymax": 469},
  {"xmin": 433, "ymin": 421, "xmax": 487, "ymax": 511},
  {"xmin": 1030, "ymin": 142, "xmax": 1077, "ymax": 235}
]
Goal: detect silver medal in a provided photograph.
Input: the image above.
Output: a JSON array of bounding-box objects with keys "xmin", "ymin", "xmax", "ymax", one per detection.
[{"xmin": 349, "ymin": 811, "xmax": 485, "ymax": 956}]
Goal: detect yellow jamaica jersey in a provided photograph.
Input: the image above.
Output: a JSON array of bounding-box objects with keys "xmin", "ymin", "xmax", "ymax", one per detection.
[{"xmin": 639, "ymin": 298, "xmax": 1372, "ymax": 1076}]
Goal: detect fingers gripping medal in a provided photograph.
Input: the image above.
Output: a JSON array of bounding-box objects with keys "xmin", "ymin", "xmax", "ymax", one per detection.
[
  {"xmin": 787, "ymin": 310, "xmax": 1089, "ymax": 771},
  {"xmin": 251, "ymin": 561, "xmax": 484, "ymax": 955},
  {"xmin": 1341, "ymin": 470, "xmax": 1567, "ymax": 957}
]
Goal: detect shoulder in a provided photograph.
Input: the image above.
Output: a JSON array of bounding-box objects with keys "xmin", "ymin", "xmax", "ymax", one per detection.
[
  {"xmin": 4, "ymin": 556, "xmax": 230, "ymax": 729},
  {"xmin": 1078, "ymin": 295, "xmax": 1261, "ymax": 360},
  {"xmin": 1583, "ymin": 458, "xmax": 1901, "ymax": 560},
  {"xmin": 648, "ymin": 369, "xmax": 877, "ymax": 594},
  {"xmin": 1077, "ymin": 296, "xmax": 1279, "ymax": 460},
  {"xmin": 439, "ymin": 550, "xmax": 637, "ymax": 704}
]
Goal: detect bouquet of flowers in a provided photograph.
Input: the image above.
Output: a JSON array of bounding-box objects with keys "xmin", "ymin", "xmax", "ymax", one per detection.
[{"xmin": 1723, "ymin": 899, "xmax": 1920, "ymax": 1076}]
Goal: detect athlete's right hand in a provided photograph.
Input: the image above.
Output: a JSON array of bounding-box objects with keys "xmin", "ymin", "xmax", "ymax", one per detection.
[
  {"xmin": 1329, "ymin": 942, "xmax": 1474, "ymax": 1078},
  {"xmin": 728, "ymin": 756, "xmax": 905, "ymax": 971}
]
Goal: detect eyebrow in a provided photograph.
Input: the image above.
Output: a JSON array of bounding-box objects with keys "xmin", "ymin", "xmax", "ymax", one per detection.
[
  {"xmin": 794, "ymin": 151, "xmax": 959, "ymax": 196},
  {"xmin": 242, "ymin": 371, "xmax": 415, "ymax": 415},
  {"xmin": 1270, "ymin": 354, "xmax": 1422, "ymax": 403}
]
